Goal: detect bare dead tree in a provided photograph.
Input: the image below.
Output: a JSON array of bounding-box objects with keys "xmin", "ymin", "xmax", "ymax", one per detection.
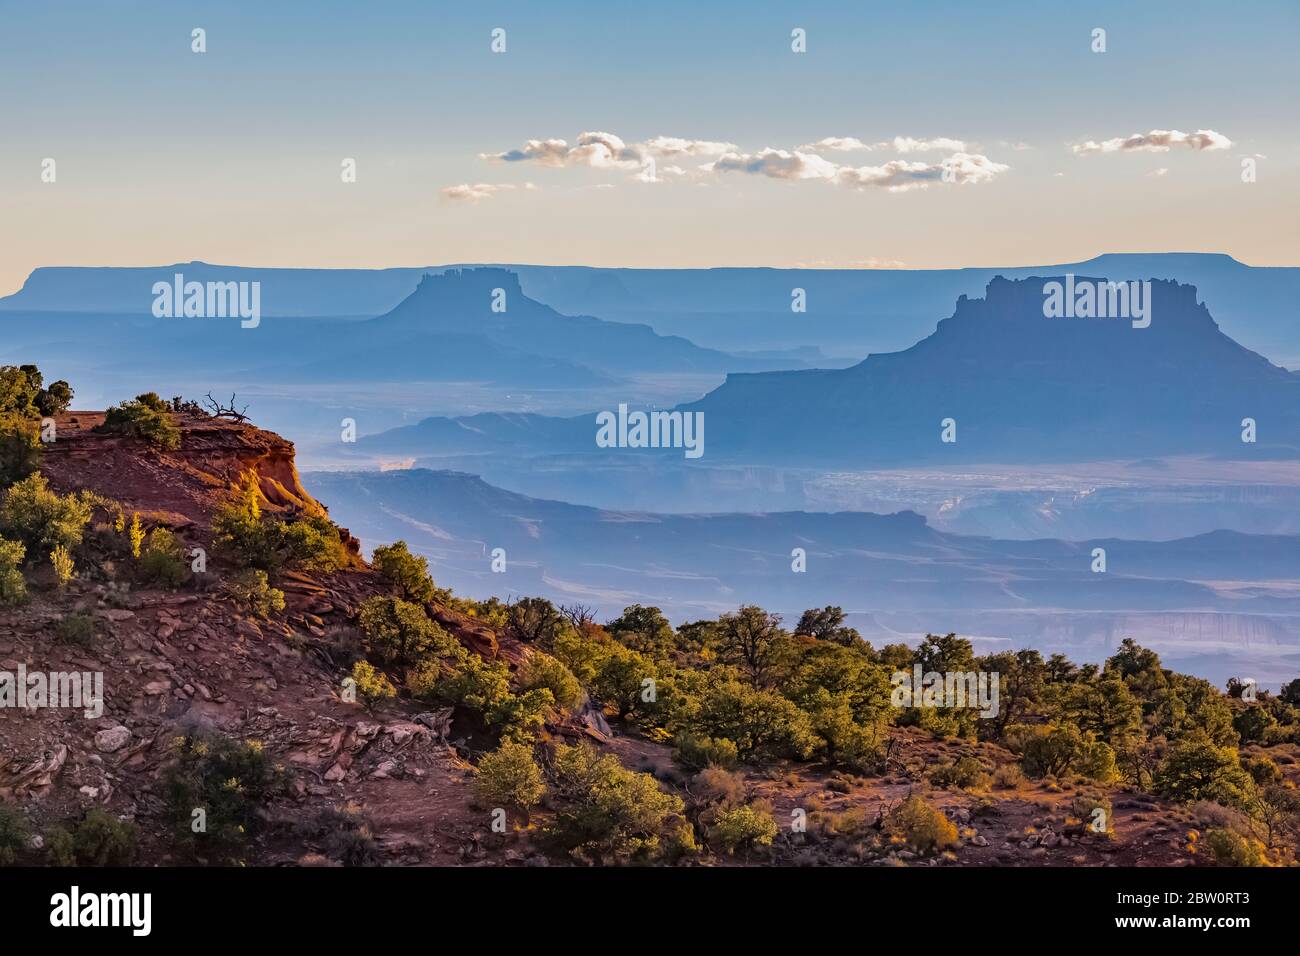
[
  {"xmin": 560, "ymin": 603, "xmax": 596, "ymax": 629},
  {"xmin": 203, "ymin": 391, "xmax": 250, "ymax": 423}
]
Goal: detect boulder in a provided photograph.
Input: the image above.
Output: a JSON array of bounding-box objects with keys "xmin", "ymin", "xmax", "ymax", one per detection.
[{"xmin": 94, "ymin": 726, "xmax": 132, "ymax": 753}]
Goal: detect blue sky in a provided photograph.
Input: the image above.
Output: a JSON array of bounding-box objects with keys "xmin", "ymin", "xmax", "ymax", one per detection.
[{"xmin": 1, "ymin": 0, "xmax": 1296, "ymax": 292}]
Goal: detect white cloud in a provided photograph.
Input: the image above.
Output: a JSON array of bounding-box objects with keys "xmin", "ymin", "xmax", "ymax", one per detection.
[
  {"xmin": 796, "ymin": 135, "xmax": 969, "ymax": 154},
  {"xmin": 889, "ymin": 136, "xmax": 968, "ymax": 153},
  {"xmin": 711, "ymin": 149, "xmax": 1007, "ymax": 191},
  {"xmin": 1071, "ymin": 128, "xmax": 1232, "ymax": 155},
  {"xmin": 477, "ymin": 130, "xmax": 1006, "ymax": 193},
  {"xmin": 710, "ymin": 148, "xmax": 843, "ymax": 181},
  {"xmin": 441, "ymin": 182, "xmax": 533, "ymax": 203},
  {"xmin": 840, "ymin": 153, "xmax": 1006, "ymax": 191},
  {"xmin": 482, "ymin": 132, "xmax": 736, "ymax": 177},
  {"xmin": 641, "ymin": 136, "xmax": 736, "ymax": 158},
  {"xmin": 797, "ymin": 136, "xmax": 874, "ymax": 153},
  {"xmin": 1148, "ymin": 167, "xmax": 1170, "ymax": 177}
]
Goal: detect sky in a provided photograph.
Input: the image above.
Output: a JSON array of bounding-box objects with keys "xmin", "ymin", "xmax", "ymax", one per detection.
[{"xmin": 1, "ymin": 0, "xmax": 1297, "ymax": 295}]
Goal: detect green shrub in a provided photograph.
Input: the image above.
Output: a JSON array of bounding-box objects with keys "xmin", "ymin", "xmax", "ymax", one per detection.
[
  {"xmin": 662, "ymin": 821, "xmax": 702, "ymax": 861},
  {"xmin": 715, "ymin": 604, "xmax": 789, "ymax": 685},
  {"xmin": 516, "ymin": 651, "xmax": 584, "ymax": 715},
  {"xmin": 371, "ymin": 540, "xmax": 436, "ymax": 603},
  {"xmin": 164, "ymin": 734, "xmax": 282, "ymax": 860},
  {"xmin": 1154, "ymin": 737, "xmax": 1255, "ymax": 806},
  {"xmin": 673, "ymin": 732, "xmax": 740, "ymax": 771},
  {"xmin": 884, "ymin": 794, "xmax": 958, "ymax": 854},
  {"xmin": 421, "ymin": 652, "xmax": 511, "ymax": 711},
  {"xmin": 0, "ymin": 369, "xmax": 73, "ymax": 423},
  {"xmin": 0, "ymin": 473, "xmax": 94, "ymax": 554},
  {"xmin": 101, "ymin": 394, "xmax": 181, "ymax": 450},
  {"xmin": 55, "ymin": 611, "xmax": 96, "ymax": 646},
  {"xmin": 1203, "ymin": 827, "xmax": 1267, "ymax": 867},
  {"xmin": 1017, "ymin": 723, "xmax": 1119, "ymax": 783},
  {"xmin": 128, "ymin": 513, "xmax": 144, "ymax": 558},
  {"xmin": 712, "ymin": 804, "xmax": 778, "ymax": 853},
  {"xmin": 0, "ymin": 412, "xmax": 41, "ymax": 487},
  {"xmin": 552, "ymin": 626, "xmax": 605, "ymax": 684},
  {"xmin": 0, "ymin": 804, "xmax": 29, "ymax": 865},
  {"xmin": 225, "ymin": 569, "xmax": 285, "ymax": 618},
  {"xmin": 358, "ymin": 596, "xmax": 446, "ymax": 666},
  {"xmin": 139, "ymin": 527, "xmax": 188, "ymax": 586},
  {"xmin": 993, "ymin": 763, "xmax": 1026, "ymax": 789},
  {"xmin": 44, "ymin": 827, "xmax": 76, "ymax": 866},
  {"xmin": 589, "ymin": 641, "xmax": 657, "ymax": 719},
  {"xmin": 211, "ymin": 472, "xmax": 273, "ymax": 567},
  {"xmin": 1019, "ymin": 725, "xmax": 1080, "ymax": 777},
  {"xmin": 278, "ymin": 514, "xmax": 350, "ymax": 572},
  {"xmin": 35, "ymin": 380, "xmax": 73, "ymax": 417},
  {"xmin": 692, "ymin": 766, "xmax": 747, "ymax": 807},
  {"xmin": 1243, "ymin": 755, "xmax": 1282, "ymax": 786},
  {"xmin": 0, "ymin": 537, "xmax": 27, "ymax": 606},
  {"xmin": 805, "ymin": 692, "xmax": 888, "ymax": 772},
  {"xmin": 607, "ymin": 604, "xmax": 677, "ymax": 656},
  {"xmin": 349, "ymin": 660, "xmax": 396, "ymax": 705},
  {"xmin": 475, "ymin": 740, "xmax": 546, "ymax": 817},
  {"xmin": 415, "ymin": 651, "xmax": 552, "ymax": 743},
  {"xmin": 1067, "ymin": 792, "xmax": 1114, "ymax": 837},
  {"xmin": 1076, "ymin": 738, "xmax": 1121, "ymax": 784},
  {"xmin": 50, "ymin": 543, "xmax": 74, "ymax": 587},
  {"xmin": 683, "ymin": 675, "xmax": 815, "ymax": 763},
  {"xmin": 481, "ymin": 683, "xmax": 554, "ymax": 743},
  {"xmin": 311, "ymin": 805, "xmax": 381, "ymax": 867},
  {"xmin": 1262, "ymin": 724, "xmax": 1299, "ymax": 747},
  {"xmin": 929, "ymin": 756, "xmax": 991, "ymax": 791},
  {"xmin": 1234, "ymin": 705, "xmax": 1276, "ymax": 744},
  {"xmin": 0, "ymin": 366, "xmax": 42, "ymax": 415},
  {"xmin": 548, "ymin": 742, "xmax": 685, "ymax": 859},
  {"xmin": 213, "ymin": 471, "xmax": 348, "ymax": 573},
  {"xmin": 71, "ymin": 809, "xmax": 138, "ymax": 866}
]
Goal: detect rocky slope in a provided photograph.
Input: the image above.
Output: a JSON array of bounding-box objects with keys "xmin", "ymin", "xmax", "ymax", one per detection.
[{"xmin": 1, "ymin": 411, "xmax": 1285, "ymax": 867}]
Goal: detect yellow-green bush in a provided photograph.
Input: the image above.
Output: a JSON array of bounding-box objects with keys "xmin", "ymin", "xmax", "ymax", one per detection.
[
  {"xmin": 516, "ymin": 651, "xmax": 584, "ymax": 715},
  {"xmin": 475, "ymin": 739, "xmax": 546, "ymax": 816},
  {"xmin": 50, "ymin": 543, "xmax": 74, "ymax": 587},
  {"xmin": 0, "ymin": 473, "xmax": 94, "ymax": 554},
  {"xmin": 0, "ymin": 805, "xmax": 29, "ymax": 865},
  {"xmin": 0, "ymin": 536, "xmax": 27, "ymax": 606},
  {"xmin": 225, "ymin": 569, "xmax": 285, "ymax": 618},
  {"xmin": 884, "ymin": 794, "xmax": 958, "ymax": 854},
  {"xmin": 673, "ymin": 732, "xmax": 740, "ymax": 771},
  {"xmin": 349, "ymin": 660, "xmax": 396, "ymax": 705},
  {"xmin": 101, "ymin": 393, "xmax": 180, "ymax": 450},
  {"xmin": 548, "ymin": 742, "xmax": 685, "ymax": 860},
  {"xmin": 712, "ymin": 804, "xmax": 778, "ymax": 853},
  {"xmin": 929, "ymin": 756, "xmax": 991, "ymax": 791},
  {"xmin": 1203, "ymin": 827, "xmax": 1268, "ymax": 867},
  {"xmin": 371, "ymin": 540, "xmax": 436, "ymax": 603},
  {"xmin": 139, "ymin": 527, "xmax": 188, "ymax": 586}
]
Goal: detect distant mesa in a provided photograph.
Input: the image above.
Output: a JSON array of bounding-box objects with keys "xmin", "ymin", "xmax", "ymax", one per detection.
[
  {"xmin": 360, "ymin": 275, "xmax": 1300, "ymax": 465},
  {"xmin": 369, "ymin": 266, "xmax": 796, "ymax": 374}
]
